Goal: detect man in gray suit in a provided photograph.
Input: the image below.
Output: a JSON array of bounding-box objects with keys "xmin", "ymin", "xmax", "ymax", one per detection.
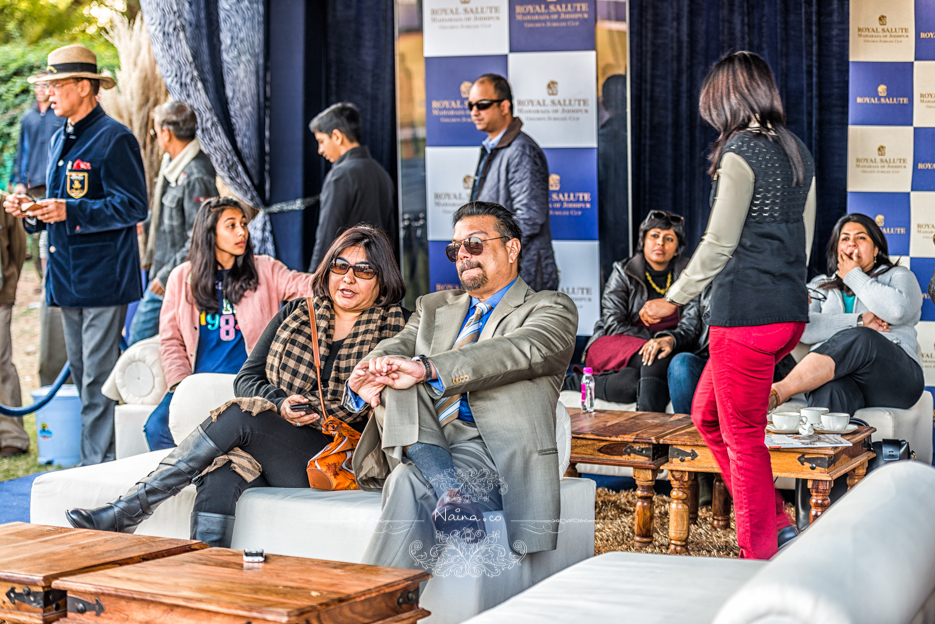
[{"xmin": 346, "ymin": 201, "xmax": 577, "ymax": 570}]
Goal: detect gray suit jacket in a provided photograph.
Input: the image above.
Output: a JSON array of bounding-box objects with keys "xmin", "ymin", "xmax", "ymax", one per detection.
[{"xmin": 352, "ymin": 278, "xmax": 577, "ymax": 553}]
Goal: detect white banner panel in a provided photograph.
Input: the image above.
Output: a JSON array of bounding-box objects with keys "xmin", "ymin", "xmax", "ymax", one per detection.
[
  {"xmin": 553, "ymin": 240, "xmax": 600, "ymax": 335},
  {"xmin": 849, "ymin": 0, "xmax": 914, "ymax": 62},
  {"xmin": 847, "ymin": 125, "xmax": 914, "ymax": 192},
  {"xmin": 508, "ymin": 50, "xmax": 598, "ymax": 148},
  {"xmin": 915, "ymin": 319, "xmax": 935, "ymax": 386},
  {"xmin": 911, "ymin": 192, "xmax": 935, "ymax": 257},
  {"xmin": 915, "ymin": 62, "xmax": 935, "ymax": 127},
  {"xmin": 425, "ymin": 146, "xmax": 480, "ymax": 241},
  {"xmin": 423, "ymin": 0, "xmax": 509, "ymax": 58}
]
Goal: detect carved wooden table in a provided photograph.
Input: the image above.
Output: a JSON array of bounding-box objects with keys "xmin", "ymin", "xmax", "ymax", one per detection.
[
  {"xmin": 566, "ymin": 408, "xmax": 694, "ymax": 546},
  {"xmin": 659, "ymin": 425, "xmax": 876, "ymax": 554},
  {"xmin": 51, "ymin": 547, "xmax": 431, "ymax": 624},
  {"xmin": 0, "ymin": 522, "xmax": 204, "ymax": 624}
]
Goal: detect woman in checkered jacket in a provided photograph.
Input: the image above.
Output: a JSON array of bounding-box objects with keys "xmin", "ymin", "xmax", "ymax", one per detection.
[{"xmin": 67, "ymin": 225, "xmax": 408, "ymax": 547}]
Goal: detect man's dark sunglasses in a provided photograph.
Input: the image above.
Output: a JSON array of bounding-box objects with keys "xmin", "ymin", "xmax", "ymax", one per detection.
[
  {"xmin": 445, "ymin": 236, "xmax": 508, "ymax": 262},
  {"xmin": 467, "ymin": 99, "xmax": 505, "ymax": 112},
  {"xmin": 330, "ymin": 259, "xmax": 377, "ymax": 280},
  {"xmin": 647, "ymin": 210, "xmax": 684, "ymax": 225}
]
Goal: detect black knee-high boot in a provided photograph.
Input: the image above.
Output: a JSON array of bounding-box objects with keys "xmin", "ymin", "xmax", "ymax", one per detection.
[{"xmin": 65, "ymin": 426, "xmax": 222, "ymax": 533}]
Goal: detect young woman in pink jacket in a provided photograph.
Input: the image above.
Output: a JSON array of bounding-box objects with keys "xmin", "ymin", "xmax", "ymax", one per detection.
[{"xmin": 146, "ymin": 197, "xmax": 313, "ymax": 449}]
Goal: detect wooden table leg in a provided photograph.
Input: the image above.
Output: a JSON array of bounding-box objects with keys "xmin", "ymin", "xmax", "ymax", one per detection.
[
  {"xmin": 688, "ymin": 473, "xmax": 699, "ymax": 525},
  {"xmin": 847, "ymin": 461, "xmax": 868, "ymax": 491},
  {"xmin": 668, "ymin": 470, "xmax": 691, "ymax": 555},
  {"xmin": 564, "ymin": 463, "xmax": 579, "ymax": 478},
  {"xmin": 808, "ymin": 479, "xmax": 832, "ymax": 524},
  {"xmin": 712, "ymin": 474, "xmax": 731, "ymax": 530},
  {"xmin": 632, "ymin": 468, "xmax": 658, "ymax": 546}
]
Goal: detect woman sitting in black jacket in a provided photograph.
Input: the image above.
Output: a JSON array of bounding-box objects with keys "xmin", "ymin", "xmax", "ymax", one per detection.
[{"xmin": 575, "ymin": 211, "xmax": 693, "ymax": 411}]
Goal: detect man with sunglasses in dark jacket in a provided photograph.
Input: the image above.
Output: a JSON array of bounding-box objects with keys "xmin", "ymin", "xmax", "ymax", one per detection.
[{"xmin": 467, "ymin": 74, "xmax": 557, "ymax": 291}]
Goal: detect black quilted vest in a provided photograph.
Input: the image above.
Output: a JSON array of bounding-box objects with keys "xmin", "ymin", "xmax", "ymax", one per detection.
[{"xmin": 706, "ymin": 131, "xmax": 815, "ymax": 328}]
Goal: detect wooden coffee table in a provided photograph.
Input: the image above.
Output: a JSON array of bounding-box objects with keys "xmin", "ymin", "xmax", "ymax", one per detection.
[
  {"xmin": 51, "ymin": 547, "xmax": 431, "ymax": 624},
  {"xmin": 0, "ymin": 522, "xmax": 204, "ymax": 624},
  {"xmin": 659, "ymin": 425, "xmax": 876, "ymax": 554},
  {"xmin": 566, "ymin": 408, "xmax": 694, "ymax": 545}
]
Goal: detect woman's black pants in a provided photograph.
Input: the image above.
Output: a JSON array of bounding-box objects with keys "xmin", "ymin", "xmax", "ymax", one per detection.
[
  {"xmin": 193, "ymin": 405, "xmax": 332, "ymax": 516},
  {"xmin": 594, "ymin": 353, "xmax": 673, "ymax": 412},
  {"xmin": 807, "ymin": 327, "xmax": 924, "ymax": 415}
]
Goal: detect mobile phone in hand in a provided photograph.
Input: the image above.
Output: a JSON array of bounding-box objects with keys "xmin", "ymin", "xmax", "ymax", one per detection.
[{"xmin": 290, "ymin": 402, "xmax": 314, "ymax": 414}]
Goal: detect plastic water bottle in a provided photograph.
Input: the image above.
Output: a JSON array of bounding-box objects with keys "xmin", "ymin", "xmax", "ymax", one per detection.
[{"xmin": 581, "ymin": 367, "xmax": 595, "ymax": 412}]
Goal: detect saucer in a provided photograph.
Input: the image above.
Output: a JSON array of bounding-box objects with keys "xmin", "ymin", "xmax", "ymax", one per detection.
[
  {"xmin": 814, "ymin": 423, "xmax": 858, "ymax": 434},
  {"xmin": 766, "ymin": 427, "xmax": 800, "ymax": 435}
]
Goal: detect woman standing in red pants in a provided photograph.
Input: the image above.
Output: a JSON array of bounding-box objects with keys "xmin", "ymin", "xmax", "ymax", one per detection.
[{"xmin": 640, "ymin": 51, "xmax": 816, "ymax": 559}]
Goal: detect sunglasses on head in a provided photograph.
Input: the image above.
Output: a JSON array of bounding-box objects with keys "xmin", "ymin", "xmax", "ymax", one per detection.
[
  {"xmin": 647, "ymin": 210, "xmax": 684, "ymax": 225},
  {"xmin": 445, "ymin": 236, "xmax": 509, "ymax": 262},
  {"xmin": 467, "ymin": 99, "xmax": 505, "ymax": 112},
  {"xmin": 330, "ymin": 259, "xmax": 376, "ymax": 280}
]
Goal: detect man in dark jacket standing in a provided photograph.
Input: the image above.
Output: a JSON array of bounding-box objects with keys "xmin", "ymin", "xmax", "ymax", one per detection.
[
  {"xmin": 468, "ymin": 74, "xmax": 557, "ymax": 291},
  {"xmin": 129, "ymin": 100, "xmax": 218, "ymax": 344},
  {"xmin": 5, "ymin": 45, "xmax": 148, "ymax": 465},
  {"xmin": 308, "ymin": 103, "xmax": 396, "ymax": 271}
]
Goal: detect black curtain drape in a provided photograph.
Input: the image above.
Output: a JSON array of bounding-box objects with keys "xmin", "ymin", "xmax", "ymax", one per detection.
[{"xmin": 630, "ymin": 0, "xmax": 849, "ymax": 276}]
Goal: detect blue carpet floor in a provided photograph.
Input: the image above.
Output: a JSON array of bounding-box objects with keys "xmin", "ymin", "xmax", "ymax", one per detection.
[{"xmin": 0, "ymin": 472, "xmax": 47, "ymax": 524}]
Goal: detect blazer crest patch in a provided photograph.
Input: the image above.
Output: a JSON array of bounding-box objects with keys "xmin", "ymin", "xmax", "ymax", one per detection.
[{"xmin": 67, "ymin": 171, "xmax": 88, "ymax": 199}]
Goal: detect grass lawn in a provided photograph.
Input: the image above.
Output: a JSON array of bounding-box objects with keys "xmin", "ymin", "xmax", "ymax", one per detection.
[{"xmin": 0, "ymin": 412, "xmax": 63, "ymax": 481}]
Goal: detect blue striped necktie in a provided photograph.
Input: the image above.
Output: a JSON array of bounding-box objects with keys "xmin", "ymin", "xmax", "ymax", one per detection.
[{"xmin": 434, "ymin": 302, "xmax": 490, "ymax": 427}]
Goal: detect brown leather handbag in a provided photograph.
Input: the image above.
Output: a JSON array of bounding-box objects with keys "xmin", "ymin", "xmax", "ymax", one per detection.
[{"xmin": 304, "ymin": 298, "xmax": 361, "ymax": 491}]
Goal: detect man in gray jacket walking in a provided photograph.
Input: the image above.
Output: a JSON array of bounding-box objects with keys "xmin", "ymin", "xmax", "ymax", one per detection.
[
  {"xmin": 468, "ymin": 74, "xmax": 557, "ymax": 291},
  {"xmin": 129, "ymin": 101, "xmax": 218, "ymax": 344}
]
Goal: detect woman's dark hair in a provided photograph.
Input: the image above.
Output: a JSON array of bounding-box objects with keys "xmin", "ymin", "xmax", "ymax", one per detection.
[
  {"xmin": 637, "ymin": 212, "xmax": 686, "ymax": 256},
  {"xmin": 187, "ymin": 197, "xmax": 259, "ymax": 313},
  {"xmin": 699, "ymin": 51, "xmax": 806, "ymax": 187},
  {"xmin": 819, "ymin": 213, "xmax": 896, "ymax": 293},
  {"xmin": 311, "ymin": 225, "xmax": 405, "ymax": 307}
]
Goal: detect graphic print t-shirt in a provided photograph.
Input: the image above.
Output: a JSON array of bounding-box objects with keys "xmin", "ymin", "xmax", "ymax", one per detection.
[{"xmin": 193, "ymin": 270, "xmax": 248, "ymax": 374}]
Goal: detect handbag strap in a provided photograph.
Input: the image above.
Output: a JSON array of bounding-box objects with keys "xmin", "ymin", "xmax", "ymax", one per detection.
[{"xmin": 306, "ymin": 297, "xmax": 328, "ymax": 420}]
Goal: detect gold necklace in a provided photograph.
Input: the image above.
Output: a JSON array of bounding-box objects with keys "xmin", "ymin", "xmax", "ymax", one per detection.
[{"xmin": 645, "ymin": 270, "xmax": 671, "ymax": 295}]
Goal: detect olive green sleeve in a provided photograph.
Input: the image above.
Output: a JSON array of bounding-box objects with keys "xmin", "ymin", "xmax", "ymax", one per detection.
[{"xmin": 666, "ymin": 152, "xmax": 755, "ymax": 305}]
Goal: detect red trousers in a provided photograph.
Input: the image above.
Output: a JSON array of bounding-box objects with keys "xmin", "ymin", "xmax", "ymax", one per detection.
[{"xmin": 692, "ymin": 322, "xmax": 805, "ymax": 560}]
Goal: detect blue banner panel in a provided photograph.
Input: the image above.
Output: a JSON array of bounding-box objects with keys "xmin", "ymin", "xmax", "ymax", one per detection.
[
  {"xmin": 849, "ymin": 62, "xmax": 913, "ymax": 126},
  {"xmin": 918, "ymin": 0, "xmax": 935, "ymax": 60},
  {"xmin": 543, "ymin": 148, "xmax": 598, "ymax": 240},
  {"xmin": 509, "ymin": 0, "xmax": 595, "ymax": 53},
  {"xmin": 911, "ymin": 256, "xmax": 935, "ymax": 320},
  {"xmin": 848, "ymin": 191, "xmax": 911, "ymax": 255},
  {"xmin": 429, "ymin": 241, "xmax": 463, "ymax": 293},
  {"xmin": 914, "ymin": 127, "xmax": 935, "ymax": 190},
  {"xmin": 425, "ymin": 55, "xmax": 509, "ymax": 147}
]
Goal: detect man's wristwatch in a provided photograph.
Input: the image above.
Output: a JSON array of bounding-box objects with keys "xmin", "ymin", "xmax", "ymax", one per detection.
[{"xmin": 412, "ymin": 355, "xmax": 433, "ymax": 382}]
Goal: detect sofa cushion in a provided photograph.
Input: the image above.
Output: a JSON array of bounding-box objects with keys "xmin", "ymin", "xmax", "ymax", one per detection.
[
  {"xmin": 714, "ymin": 461, "xmax": 935, "ymax": 624},
  {"xmin": 169, "ymin": 373, "xmax": 236, "ymax": 444},
  {"xmin": 103, "ymin": 336, "xmax": 165, "ymax": 405},
  {"xmin": 463, "ymin": 551, "xmax": 764, "ymax": 624},
  {"xmin": 115, "ymin": 404, "xmax": 157, "ymax": 459}
]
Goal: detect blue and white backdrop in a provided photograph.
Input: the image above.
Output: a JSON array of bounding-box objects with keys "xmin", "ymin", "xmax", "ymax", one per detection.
[{"xmin": 422, "ymin": 0, "xmax": 601, "ymax": 335}]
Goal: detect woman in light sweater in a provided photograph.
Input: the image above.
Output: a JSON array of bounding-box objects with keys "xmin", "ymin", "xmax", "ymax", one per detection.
[{"xmin": 770, "ymin": 213, "xmax": 923, "ymax": 415}]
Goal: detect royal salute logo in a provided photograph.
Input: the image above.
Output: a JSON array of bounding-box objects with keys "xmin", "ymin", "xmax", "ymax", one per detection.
[
  {"xmin": 462, "ymin": 175, "xmax": 474, "ymax": 190},
  {"xmin": 878, "ymin": 84, "xmax": 887, "ymax": 97},
  {"xmin": 878, "ymin": 145, "xmax": 887, "ymax": 157},
  {"xmin": 876, "ymin": 214, "xmax": 885, "ymax": 227},
  {"xmin": 547, "ymin": 81, "xmax": 559, "ymax": 96},
  {"xmin": 460, "ymin": 81, "xmax": 472, "ymax": 99},
  {"xmin": 460, "ymin": 0, "xmax": 470, "ymax": 4},
  {"xmin": 879, "ymin": 15, "xmax": 886, "ymax": 26},
  {"xmin": 549, "ymin": 174, "xmax": 561, "ymax": 191},
  {"xmin": 856, "ymin": 86, "xmax": 909, "ymax": 105},
  {"xmin": 875, "ymin": 213, "xmax": 905, "ymax": 236},
  {"xmin": 855, "ymin": 13, "xmax": 910, "ymax": 44}
]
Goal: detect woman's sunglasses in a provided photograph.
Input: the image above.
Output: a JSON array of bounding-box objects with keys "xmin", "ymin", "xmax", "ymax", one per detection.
[
  {"xmin": 445, "ymin": 236, "xmax": 508, "ymax": 262},
  {"xmin": 330, "ymin": 259, "xmax": 376, "ymax": 280},
  {"xmin": 466, "ymin": 99, "xmax": 505, "ymax": 112},
  {"xmin": 647, "ymin": 210, "xmax": 684, "ymax": 225}
]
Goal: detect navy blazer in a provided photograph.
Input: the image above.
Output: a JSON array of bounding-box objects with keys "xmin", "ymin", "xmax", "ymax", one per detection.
[{"xmin": 29, "ymin": 106, "xmax": 148, "ymax": 308}]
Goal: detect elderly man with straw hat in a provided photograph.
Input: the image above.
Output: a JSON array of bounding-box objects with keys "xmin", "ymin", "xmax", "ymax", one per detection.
[{"xmin": 4, "ymin": 44, "xmax": 148, "ymax": 465}]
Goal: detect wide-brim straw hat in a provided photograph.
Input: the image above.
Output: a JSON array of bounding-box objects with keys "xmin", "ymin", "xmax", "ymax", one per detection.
[{"xmin": 27, "ymin": 44, "xmax": 116, "ymax": 90}]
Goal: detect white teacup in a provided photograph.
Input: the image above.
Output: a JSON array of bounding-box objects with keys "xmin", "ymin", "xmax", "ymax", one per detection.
[
  {"xmin": 772, "ymin": 411, "xmax": 802, "ymax": 431},
  {"xmin": 820, "ymin": 412, "xmax": 850, "ymax": 431},
  {"xmin": 800, "ymin": 407, "xmax": 828, "ymax": 425}
]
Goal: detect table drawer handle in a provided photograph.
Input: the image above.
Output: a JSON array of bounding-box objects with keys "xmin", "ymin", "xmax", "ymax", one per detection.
[
  {"xmin": 797, "ymin": 454, "xmax": 836, "ymax": 470},
  {"xmin": 67, "ymin": 596, "xmax": 104, "ymax": 616},
  {"xmin": 670, "ymin": 448, "xmax": 698, "ymax": 462},
  {"xmin": 597, "ymin": 443, "xmax": 651, "ymax": 458}
]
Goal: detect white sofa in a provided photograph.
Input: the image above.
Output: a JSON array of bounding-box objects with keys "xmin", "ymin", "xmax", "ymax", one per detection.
[
  {"xmin": 101, "ymin": 336, "xmax": 164, "ymax": 459},
  {"xmin": 463, "ymin": 460, "xmax": 935, "ymax": 624},
  {"xmin": 32, "ymin": 373, "xmax": 596, "ymax": 624}
]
